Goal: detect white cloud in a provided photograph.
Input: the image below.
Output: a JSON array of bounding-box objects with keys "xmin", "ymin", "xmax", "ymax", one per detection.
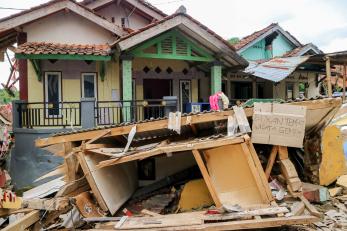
[{"xmin": 321, "ymin": 37, "xmax": 347, "ymax": 53}]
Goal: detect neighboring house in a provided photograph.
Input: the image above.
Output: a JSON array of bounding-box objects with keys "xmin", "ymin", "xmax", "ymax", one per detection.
[
  {"xmin": 0, "ymin": 0, "xmax": 248, "ymax": 187},
  {"xmin": 226, "ymin": 23, "xmax": 324, "ymax": 102}
]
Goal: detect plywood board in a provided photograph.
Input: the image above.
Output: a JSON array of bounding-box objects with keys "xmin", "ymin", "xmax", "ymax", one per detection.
[
  {"xmin": 203, "ymin": 144, "xmax": 271, "ymax": 207},
  {"xmin": 252, "ymin": 103, "xmax": 306, "ymax": 148},
  {"xmin": 78, "ymin": 153, "xmax": 138, "ymax": 215}
]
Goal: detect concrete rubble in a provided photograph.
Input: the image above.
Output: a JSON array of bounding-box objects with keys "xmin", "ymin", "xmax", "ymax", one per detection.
[{"xmin": 1, "ymin": 97, "xmax": 347, "ymax": 230}]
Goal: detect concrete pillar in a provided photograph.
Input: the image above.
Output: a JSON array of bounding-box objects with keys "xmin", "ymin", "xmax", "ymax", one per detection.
[
  {"xmin": 122, "ymin": 57, "xmax": 133, "ymax": 122},
  {"xmin": 325, "ymin": 57, "xmax": 332, "ymax": 97},
  {"xmin": 81, "ymin": 98, "xmax": 96, "ymax": 128},
  {"xmin": 211, "ymin": 62, "xmax": 222, "ymax": 94},
  {"xmin": 12, "ymin": 100, "xmax": 25, "ymax": 129}
]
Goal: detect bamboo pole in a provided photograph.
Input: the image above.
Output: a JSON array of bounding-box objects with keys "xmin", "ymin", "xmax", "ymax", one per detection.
[{"xmin": 325, "ymin": 57, "xmax": 332, "ymax": 98}]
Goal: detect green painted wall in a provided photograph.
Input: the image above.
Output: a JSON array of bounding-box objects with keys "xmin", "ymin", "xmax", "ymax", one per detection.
[
  {"xmin": 240, "ymin": 33, "xmax": 295, "ymax": 61},
  {"xmin": 240, "ymin": 40, "xmax": 266, "ymax": 61},
  {"xmin": 272, "ymin": 34, "xmax": 295, "ymax": 57}
]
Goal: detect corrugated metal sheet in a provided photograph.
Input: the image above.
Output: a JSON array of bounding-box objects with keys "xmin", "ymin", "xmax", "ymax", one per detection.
[{"xmin": 244, "ymin": 56, "xmax": 310, "ymax": 82}]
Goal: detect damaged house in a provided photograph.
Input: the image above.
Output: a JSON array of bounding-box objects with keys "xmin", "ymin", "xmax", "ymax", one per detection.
[
  {"xmin": 0, "ymin": 0, "xmax": 247, "ymax": 188},
  {"xmin": 226, "ymin": 23, "xmax": 324, "ymax": 102}
]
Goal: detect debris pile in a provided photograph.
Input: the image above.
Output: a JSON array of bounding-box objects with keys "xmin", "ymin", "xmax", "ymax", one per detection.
[{"xmin": 0, "ymin": 97, "xmax": 346, "ymax": 230}]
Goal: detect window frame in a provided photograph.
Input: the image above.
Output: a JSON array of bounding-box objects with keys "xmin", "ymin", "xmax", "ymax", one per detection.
[
  {"xmin": 44, "ymin": 71, "xmax": 62, "ymax": 118},
  {"xmin": 81, "ymin": 72, "xmax": 97, "ymax": 100}
]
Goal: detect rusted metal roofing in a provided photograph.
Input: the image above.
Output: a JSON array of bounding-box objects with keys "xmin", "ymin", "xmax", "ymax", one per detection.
[
  {"xmin": 244, "ymin": 56, "xmax": 311, "ymax": 82},
  {"xmin": 15, "ymin": 42, "xmax": 111, "ymax": 56}
]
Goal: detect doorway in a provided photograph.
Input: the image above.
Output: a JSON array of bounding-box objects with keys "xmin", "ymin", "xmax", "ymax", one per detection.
[
  {"xmin": 143, "ymin": 79, "xmax": 172, "ymax": 99},
  {"xmin": 143, "ymin": 79, "xmax": 172, "ymax": 119}
]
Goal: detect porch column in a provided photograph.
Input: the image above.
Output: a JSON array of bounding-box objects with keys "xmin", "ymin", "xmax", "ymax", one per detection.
[
  {"xmin": 122, "ymin": 56, "xmax": 133, "ymax": 122},
  {"xmin": 325, "ymin": 56, "xmax": 332, "ymax": 97},
  {"xmin": 252, "ymin": 78, "xmax": 257, "ymax": 98},
  {"xmin": 211, "ymin": 61, "xmax": 222, "ymax": 94}
]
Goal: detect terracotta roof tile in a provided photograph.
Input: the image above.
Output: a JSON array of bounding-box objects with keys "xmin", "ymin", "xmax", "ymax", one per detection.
[
  {"xmin": 233, "ymin": 23, "xmax": 278, "ymax": 50},
  {"xmin": 81, "ymin": 0, "xmax": 167, "ymax": 17},
  {"xmin": 114, "ymin": 13, "xmax": 237, "ymax": 52},
  {"xmin": 283, "ymin": 46, "xmax": 305, "ymax": 57},
  {"xmin": 15, "ymin": 42, "xmax": 111, "ymax": 56}
]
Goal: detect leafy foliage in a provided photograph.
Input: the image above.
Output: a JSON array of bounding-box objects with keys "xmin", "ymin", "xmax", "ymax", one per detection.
[
  {"xmin": 229, "ymin": 37, "xmax": 240, "ymax": 45},
  {"xmin": 0, "ymin": 88, "xmax": 19, "ymax": 104}
]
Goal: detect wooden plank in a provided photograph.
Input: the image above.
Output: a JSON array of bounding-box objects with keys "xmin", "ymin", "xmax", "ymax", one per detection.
[
  {"xmin": 204, "ymin": 207, "xmax": 289, "ymax": 222},
  {"xmin": 35, "ymin": 98, "xmax": 342, "ymax": 148},
  {"xmin": 203, "ymin": 144, "xmax": 269, "ymax": 207},
  {"xmin": 65, "ymin": 153, "xmax": 78, "ymax": 182},
  {"xmin": 246, "ymin": 141, "xmax": 274, "ymax": 202},
  {"xmin": 288, "ymin": 202, "xmax": 305, "ymax": 216},
  {"xmin": 35, "ymin": 109, "xmax": 252, "ymax": 147},
  {"xmin": 97, "ymin": 136, "xmax": 245, "ymax": 168},
  {"xmin": 278, "ymin": 146, "xmax": 289, "ymax": 160},
  {"xmin": 192, "ymin": 149, "xmax": 222, "ymax": 207},
  {"xmin": 2, "ymin": 210, "xmax": 40, "ymax": 231},
  {"xmin": 299, "ymin": 195, "xmax": 322, "ymax": 218},
  {"xmin": 78, "ymin": 152, "xmax": 138, "ymax": 215},
  {"xmin": 85, "ymin": 129, "xmax": 111, "ymax": 144},
  {"xmin": 240, "ymin": 143, "xmax": 271, "ymax": 204},
  {"xmin": 117, "ymin": 212, "xmax": 204, "ymax": 229},
  {"xmin": 101, "ymin": 215, "xmax": 319, "ymax": 231},
  {"xmin": 159, "ymin": 215, "xmax": 319, "ymax": 231},
  {"xmin": 22, "ymin": 198, "xmax": 69, "ymax": 211},
  {"xmin": 265, "ymin": 146, "xmax": 278, "ymax": 180}
]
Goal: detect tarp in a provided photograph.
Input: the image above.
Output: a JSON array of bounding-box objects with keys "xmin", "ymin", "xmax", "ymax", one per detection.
[{"xmin": 244, "ymin": 56, "xmax": 310, "ymax": 82}]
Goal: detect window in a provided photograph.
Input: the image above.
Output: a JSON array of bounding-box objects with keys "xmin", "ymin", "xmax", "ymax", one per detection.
[
  {"xmin": 286, "ymin": 82, "xmax": 294, "ymax": 100},
  {"xmin": 81, "ymin": 73, "xmax": 97, "ymax": 99},
  {"xmin": 179, "ymin": 80, "xmax": 191, "ymax": 112},
  {"xmin": 45, "ymin": 72, "xmax": 61, "ymax": 117}
]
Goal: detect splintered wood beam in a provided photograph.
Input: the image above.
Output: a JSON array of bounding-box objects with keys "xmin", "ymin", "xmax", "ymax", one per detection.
[
  {"xmin": 97, "ymin": 136, "xmax": 245, "ymax": 168},
  {"xmin": 35, "ymin": 98, "xmax": 342, "ymax": 148},
  {"xmin": 36, "ymin": 109, "xmax": 252, "ymax": 147},
  {"xmin": 265, "ymin": 146, "xmax": 278, "ymax": 180},
  {"xmin": 85, "ymin": 129, "xmax": 111, "ymax": 144},
  {"xmin": 2, "ymin": 210, "xmax": 40, "ymax": 231},
  {"xmin": 192, "ymin": 149, "xmax": 222, "ymax": 207}
]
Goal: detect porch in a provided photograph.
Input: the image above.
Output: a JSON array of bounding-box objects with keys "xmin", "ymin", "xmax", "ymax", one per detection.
[{"xmin": 13, "ymin": 98, "xmax": 178, "ymax": 129}]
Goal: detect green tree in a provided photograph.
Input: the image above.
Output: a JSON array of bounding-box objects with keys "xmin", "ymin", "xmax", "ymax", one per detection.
[
  {"xmin": 229, "ymin": 37, "xmax": 240, "ymax": 45},
  {"xmin": 0, "ymin": 88, "xmax": 19, "ymax": 104}
]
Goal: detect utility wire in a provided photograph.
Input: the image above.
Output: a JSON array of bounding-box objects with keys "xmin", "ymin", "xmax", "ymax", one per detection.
[{"xmin": 0, "ymin": 7, "xmax": 27, "ymax": 11}]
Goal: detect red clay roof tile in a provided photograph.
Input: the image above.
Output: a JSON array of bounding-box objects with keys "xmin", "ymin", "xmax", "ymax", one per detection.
[
  {"xmin": 15, "ymin": 42, "xmax": 111, "ymax": 56},
  {"xmin": 233, "ymin": 23, "xmax": 278, "ymax": 50}
]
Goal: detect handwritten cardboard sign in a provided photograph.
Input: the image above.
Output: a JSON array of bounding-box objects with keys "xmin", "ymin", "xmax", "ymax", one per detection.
[{"xmin": 251, "ymin": 103, "xmax": 306, "ymax": 148}]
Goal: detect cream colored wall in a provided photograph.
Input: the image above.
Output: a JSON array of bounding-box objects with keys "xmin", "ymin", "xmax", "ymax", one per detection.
[
  {"xmin": 23, "ymin": 11, "xmax": 115, "ymax": 44},
  {"xmin": 28, "ymin": 61, "xmax": 43, "ymax": 102},
  {"xmin": 96, "ymin": 3, "xmax": 151, "ymax": 30},
  {"xmin": 97, "ymin": 60, "xmax": 120, "ymax": 101},
  {"xmin": 273, "ymin": 72, "xmax": 320, "ymax": 99}
]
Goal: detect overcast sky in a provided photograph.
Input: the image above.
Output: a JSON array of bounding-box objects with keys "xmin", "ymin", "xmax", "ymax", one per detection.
[{"xmin": 1, "ymin": 0, "xmax": 347, "ymax": 87}]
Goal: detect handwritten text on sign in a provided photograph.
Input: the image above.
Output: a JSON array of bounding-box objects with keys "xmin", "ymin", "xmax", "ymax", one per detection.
[{"xmin": 252, "ymin": 103, "xmax": 306, "ymax": 148}]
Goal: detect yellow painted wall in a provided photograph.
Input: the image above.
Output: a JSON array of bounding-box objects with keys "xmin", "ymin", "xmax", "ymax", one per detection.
[
  {"xmin": 97, "ymin": 60, "xmax": 120, "ymax": 101},
  {"xmin": 192, "ymin": 79, "xmax": 198, "ymax": 102},
  {"xmin": 28, "ymin": 60, "xmax": 43, "ymax": 102},
  {"xmin": 63, "ymin": 79, "xmax": 80, "ymax": 101}
]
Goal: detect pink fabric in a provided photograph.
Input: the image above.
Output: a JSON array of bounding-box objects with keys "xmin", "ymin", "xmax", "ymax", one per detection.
[{"xmin": 209, "ymin": 94, "xmax": 220, "ymax": 110}]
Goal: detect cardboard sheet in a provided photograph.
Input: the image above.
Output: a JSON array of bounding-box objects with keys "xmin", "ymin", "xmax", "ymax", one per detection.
[{"xmin": 252, "ymin": 103, "xmax": 306, "ymax": 148}]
